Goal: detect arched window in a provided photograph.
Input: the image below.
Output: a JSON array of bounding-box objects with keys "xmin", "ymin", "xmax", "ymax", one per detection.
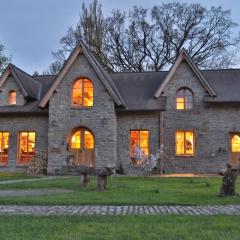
[
  {"xmin": 176, "ymin": 88, "xmax": 193, "ymax": 110},
  {"xmin": 8, "ymin": 90, "xmax": 17, "ymax": 105},
  {"xmin": 72, "ymin": 78, "xmax": 93, "ymax": 107}
]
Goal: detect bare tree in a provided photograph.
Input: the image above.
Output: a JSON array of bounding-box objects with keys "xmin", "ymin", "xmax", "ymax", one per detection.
[
  {"xmin": 0, "ymin": 43, "xmax": 10, "ymax": 76},
  {"xmin": 49, "ymin": 1, "xmax": 240, "ymax": 73}
]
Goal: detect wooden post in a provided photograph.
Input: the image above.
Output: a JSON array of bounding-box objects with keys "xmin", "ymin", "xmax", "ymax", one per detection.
[
  {"xmin": 97, "ymin": 175, "xmax": 107, "ymax": 191},
  {"xmin": 80, "ymin": 173, "xmax": 90, "ymax": 187}
]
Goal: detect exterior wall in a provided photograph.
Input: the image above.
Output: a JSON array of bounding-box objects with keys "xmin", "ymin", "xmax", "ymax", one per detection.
[
  {"xmin": 0, "ymin": 115, "xmax": 48, "ymax": 172},
  {"xmin": 48, "ymin": 54, "xmax": 117, "ymax": 173},
  {"xmin": 163, "ymin": 62, "xmax": 240, "ymax": 173},
  {"xmin": 116, "ymin": 111, "xmax": 160, "ymax": 173},
  {"xmin": 0, "ymin": 76, "xmax": 25, "ymax": 106}
]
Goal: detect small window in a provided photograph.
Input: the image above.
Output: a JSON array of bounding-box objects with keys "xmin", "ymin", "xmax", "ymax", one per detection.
[
  {"xmin": 231, "ymin": 135, "xmax": 240, "ymax": 152},
  {"xmin": 176, "ymin": 88, "xmax": 193, "ymax": 110},
  {"xmin": 8, "ymin": 90, "xmax": 16, "ymax": 105},
  {"xmin": 72, "ymin": 78, "xmax": 94, "ymax": 107},
  {"xmin": 130, "ymin": 130, "xmax": 149, "ymax": 165},
  {"xmin": 176, "ymin": 131, "xmax": 195, "ymax": 156},
  {"xmin": 0, "ymin": 132, "xmax": 9, "ymax": 166},
  {"xmin": 18, "ymin": 132, "xmax": 35, "ymax": 165}
]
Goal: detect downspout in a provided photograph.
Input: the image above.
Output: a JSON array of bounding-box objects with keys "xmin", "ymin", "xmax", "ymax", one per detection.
[{"xmin": 159, "ymin": 111, "xmax": 164, "ymax": 174}]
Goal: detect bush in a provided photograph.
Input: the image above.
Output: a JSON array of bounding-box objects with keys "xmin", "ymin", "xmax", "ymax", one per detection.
[{"xmin": 27, "ymin": 152, "xmax": 48, "ymax": 175}]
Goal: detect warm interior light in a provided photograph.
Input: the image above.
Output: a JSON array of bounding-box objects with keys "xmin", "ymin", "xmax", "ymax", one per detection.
[
  {"xmin": 19, "ymin": 132, "xmax": 35, "ymax": 164},
  {"xmin": 72, "ymin": 79, "xmax": 93, "ymax": 107},
  {"xmin": 8, "ymin": 90, "xmax": 17, "ymax": 105},
  {"xmin": 176, "ymin": 131, "xmax": 194, "ymax": 155},
  {"xmin": 232, "ymin": 135, "xmax": 240, "ymax": 152},
  {"xmin": 0, "ymin": 132, "xmax": 9, "ymax": 166}
]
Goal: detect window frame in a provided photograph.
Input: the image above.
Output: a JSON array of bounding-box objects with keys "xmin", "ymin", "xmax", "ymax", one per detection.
[
  {"xmin": 129, "ymin": 129, "xmax": 150, "ymax": 160},
  {"xmin": 176, "ymin": 87, "xmax": 194, "ymax": 111},
  {"xmin": 175, "ymin": 130, "xmax": 195, "ymax": 156},
  {"xmin": 8, "ymin": 90, "xmax": 17, "ymax": 105},
  {"xmin": 0, "ymin": 131, "xmax": 9, "ymax": 166},
  {"xmin": 71, "ymin": 78, "xmax": 94, "ymax": 108},
  {"xmin": 17, "ymin": 131, "xmax": 36, "ymax": 166}
]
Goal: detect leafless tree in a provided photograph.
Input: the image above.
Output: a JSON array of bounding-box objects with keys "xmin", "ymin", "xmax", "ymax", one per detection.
[
  {"xmin": 48, "ymin": 1, "xmax": 240, "ymax": 74},
  {"xmin": 0, "ymin": 43, "xmax": 10, "ymax": 76}
]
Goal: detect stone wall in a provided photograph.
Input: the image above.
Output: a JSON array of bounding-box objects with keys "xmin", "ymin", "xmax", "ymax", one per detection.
[
  {"xmin": 0, "ymin": 115, "xmax": 48, "ymax": 172},
  {"xmin": 48, "ymin": 53, "xmax": 117, "ymax": 173},
  {"xmin": 162, "ymin": 62, "xmax": 240, "ymax": 173},
  {"xmin": 116, "ymin": 111, "xmax": 160, "ymax": 173},
  {"xmin": 0, "ymin": 76, "xmax": 25, "ymax": 106}
]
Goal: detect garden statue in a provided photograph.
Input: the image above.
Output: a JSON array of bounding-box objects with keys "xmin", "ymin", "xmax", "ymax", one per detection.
[{"xmin": 219, "ymin": 163, "xmax": 238, "ymax": 197}]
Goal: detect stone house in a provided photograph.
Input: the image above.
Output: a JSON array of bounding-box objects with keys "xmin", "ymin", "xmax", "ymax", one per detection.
[{"xmin": 0, "ymin": 40, "xmax": 240, "ymax": 174}]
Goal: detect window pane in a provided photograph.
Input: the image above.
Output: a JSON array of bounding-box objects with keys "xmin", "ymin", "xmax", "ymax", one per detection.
[
  {"xmin": 130, "ymin": 131, "xmax": 139, "ymax": 157},
  {"xmin": 0, "ymin": 132, "xmax": 9, "ymax": 166},
  {"xmin": 176, "ymin": 97, "xmax": 185, "ymax": 110},
  {"xmin": 140, "ymin": 131, "xmax": 149, "ymax": 157},
  {"xmin": 71, "ymin": 131, "xmax": 81, "ymax": 149},
  {"xmin": 176, "ymin": 132, "xmax": 185, "ymax": 155},
  {"xmin": 185, "ymin": 131, "xmax": 194, "ymax": 154},
  {"xmin": 8, "ymin": 91, "xmax": 16, "ymax": 105},
  {"xmin": 72, "ymin": 80, "xmax": 83, "ymax": 106},
  {"xmin": 176, "ymin": 88, "xmax": 193, "ymax": 110},
  {"xmin": 19, "ymin": 132, "xmax": 35, "ymax": 165},
  {"xmin": 84, "ymin": 130, "xmax": 94, "ymax": 149},
  {"xmin": 232, "ymin": 135, "xmax": 240, "ymax": 152},
  {"xmin": 83, "ymin": 79, "xmax": 94, "ymax": 107}
]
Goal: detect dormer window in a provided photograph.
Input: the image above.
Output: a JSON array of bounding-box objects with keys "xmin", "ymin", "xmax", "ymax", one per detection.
[
  {"xmin": 72, "ymin": 78, "xmax": 94, "ymax": 107},
  {"xmin": 8, "ymin": 90, "xmax": 17, "ymax": 105},
  {"xmin": 176, "ymin": 88, "xmax": 193, "ymax": 110}
]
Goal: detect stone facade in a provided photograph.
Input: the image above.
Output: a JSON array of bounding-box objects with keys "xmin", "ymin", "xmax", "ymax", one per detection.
[
  {"xmin": 47, "ymin": 54, "xmax": 117, "ymax": 174},
  {"xmin": 162, "ymin": 62, "xmax": 240, "ymax": 173},
  {"xmin": 1, "ymin": 47, "xmax": 240, "ymax": 175},
  {"xmin": 0, "ymin": 76, "xmax": 25, "ymax": 106},
  {"xmin": 116, "ymin": 112, "xmax": 160, "ymax": 173},
  {"xmin": 0, "ymin": 115, "xmax": 48, "ymax": 172}
]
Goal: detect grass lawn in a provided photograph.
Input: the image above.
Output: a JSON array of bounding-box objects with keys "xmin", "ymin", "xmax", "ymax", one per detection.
[
  {"xmin": 0, "ymin": 215, "xmax": 239, "ymax": 240},
  {"xmin": 0, "ymin": 172, "xmax": 40, "ymax": 181},
  {"xmin": 0, "ymin": 175, "xmax": 240, "ymax": 205}
]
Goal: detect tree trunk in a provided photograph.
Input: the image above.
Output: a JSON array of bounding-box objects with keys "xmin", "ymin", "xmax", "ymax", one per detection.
[
  {"xmin": 80, "ymin": 173, "xmax": 90, "ymax": 187},
  {"xmin": 97, "ymin": 175, "xmax": 107, "ymax": 191}
]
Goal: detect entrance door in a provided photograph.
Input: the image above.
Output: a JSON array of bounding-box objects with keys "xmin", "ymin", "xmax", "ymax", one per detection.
[
  {"xmin": 230, "ymin": 133, "xmax": 240, "ymax": 166},
  {"xmin": 70, "ymin": 129, "xmax": 95, "ymax": 167}
]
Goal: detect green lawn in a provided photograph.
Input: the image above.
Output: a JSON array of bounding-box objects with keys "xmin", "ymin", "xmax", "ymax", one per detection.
[
  {"xmin": 0, "ymin": 215, "xmax": 239, "ymax": 240},
  {"xmin": 0, "ymin": 175, "xmax": 239, "ymax": 205},
  {"xmin": 0, "ymin": 172, "xmax": 40, "ymax": 181}
]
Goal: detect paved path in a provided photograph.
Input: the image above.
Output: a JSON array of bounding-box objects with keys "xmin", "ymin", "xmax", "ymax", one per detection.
[
  {"xmin": 0, "ymin": 189, "xmax": 73, "ymax": 197},
  {"xmin": 0, "ymin": 205, "xmax": 240, "ymax": 216},
  {"xmin": 0, "ymin": 176, "xmax": 73, "ymax": 185}
]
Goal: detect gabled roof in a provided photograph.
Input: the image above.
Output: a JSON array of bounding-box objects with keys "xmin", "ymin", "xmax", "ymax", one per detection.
[
  {"xmin": 154, "ymin": 49, "xmax": 217, "ymax": 98},
  {"xmin": 0, "ymin": 64, "xmax": 41, "ymax": 99},
  {"xmin": 39, "ymin": 40, "xmax": 126, "ymax": 108},
  {"xmin": 111, "ymin": 72, "xmax": 167, "ymax": 111}
]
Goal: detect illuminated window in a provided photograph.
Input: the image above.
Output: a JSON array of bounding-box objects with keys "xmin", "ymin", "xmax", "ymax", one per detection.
[
  {"xmin": 130, "ymin": 130, "xmax": 149, "ymax": 164},
  {"xmin": 176, "ymin": 131, "xmax": 195, "ymax": 155},
  {"xmin": 71, "ymin": 130, "xmax": 94, "ymax": 149},
  {"xmin": 0, "ymin": 132, "xmax": 9, "ymax": 166},
  {"xmin": 176, "ymin": 88, "xmax": 193, "ymax": 110},
  {"xmin": 72, "ymin": 78, "xmax": 94, "ymax": 107},
  {"xmin": 8, "ymin": 90, "xmax": 16, "ymax": 105},
  {"xmin": 231, "ymin": 135, "xmax": 240, "ymax": 152},
  {"xmin": 18, "ymin": 132, "xmax": 35, "ymax": 165}
]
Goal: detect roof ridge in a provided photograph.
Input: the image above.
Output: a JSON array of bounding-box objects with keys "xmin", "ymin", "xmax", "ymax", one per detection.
[{"xmin": 10, "ymin": 64, "xmax": 41, "ymax": 87}]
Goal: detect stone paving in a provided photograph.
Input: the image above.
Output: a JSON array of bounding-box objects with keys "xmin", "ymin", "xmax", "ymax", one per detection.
[{"xmin": 0, "ymin": 205, "xmax": 240, "ymax": 216}]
